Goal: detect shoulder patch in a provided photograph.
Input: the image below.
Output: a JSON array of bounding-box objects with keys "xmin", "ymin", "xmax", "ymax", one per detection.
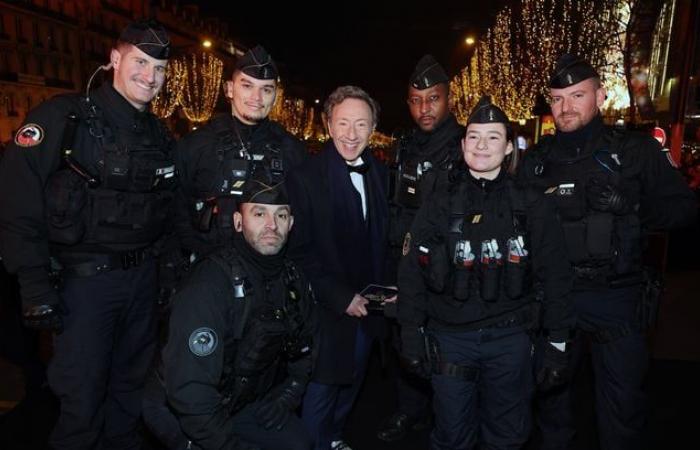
[
  {"xmin": 402, "ymin": 232, "xmax": 412, "ymax": 256},
  {"xmin": 14, "ymin": 124, "xmax": 45, "ymax": 147},
  {"xmin": 188, "ymin": 327, "xmax": 218, "ymax": 357}
]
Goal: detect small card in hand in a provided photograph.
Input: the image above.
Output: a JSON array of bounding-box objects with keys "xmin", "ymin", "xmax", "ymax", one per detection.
[{"xmin": 360, "ymin": 284, "xmax": 398, "ymax": 309}]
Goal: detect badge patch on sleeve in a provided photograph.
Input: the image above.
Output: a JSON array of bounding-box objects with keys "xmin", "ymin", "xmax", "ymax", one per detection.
[
  {"xmin": 402, "ymin": 232, "xmax": 412, "ymax": 256},
  {"xmin": 188, "ymin": 327, "xmax": 218, "ymax": 357},
  {"xmin": 14, "ymin": 124, "xmax": 45, "ymax": 147}
]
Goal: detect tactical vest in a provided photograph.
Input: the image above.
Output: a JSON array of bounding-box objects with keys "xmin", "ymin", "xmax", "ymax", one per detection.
[
  {"xmin": 192, "ymin": 117, "xmax": 287, "ymax": 234},
  {"xmin": 393, "ymin": 139, "xmax": 454, "ymax": 210},
  {"xmin": 46, "ymin": 97, "xmax": 176, "ymax": 247},
  {"xmin": 419, "ymin": 178, "xmax": 530, "ymax": 304},
  {"xmin": 208, "ymin": 250, "xmax": 312, "ymax": 415},
  {"xmin": 531, "ymin": 131, "xmax": 641, "ymax": 277}
]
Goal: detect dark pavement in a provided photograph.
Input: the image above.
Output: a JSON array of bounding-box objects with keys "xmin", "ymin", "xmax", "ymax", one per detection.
[{"xmin": 1, "ymin": 227, "xmax": 699, "ymax": 449}]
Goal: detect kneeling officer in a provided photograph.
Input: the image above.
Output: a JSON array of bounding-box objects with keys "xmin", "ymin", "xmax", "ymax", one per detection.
[{"xmin": 159, "ymin": 178, "xmax": 315, "ymax": 449}]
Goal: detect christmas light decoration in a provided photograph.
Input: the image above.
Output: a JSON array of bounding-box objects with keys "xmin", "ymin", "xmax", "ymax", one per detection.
[
  {"xmin": 151, "ymin": 58, "xmax": 185, "ymax": 118},
  {"xmin": 178, "ymin": 52, "xmax": 224, "ymax": 123},
  {"xmin": 451, "ymin": 0, "xmax": 632, "ymax": 122}
]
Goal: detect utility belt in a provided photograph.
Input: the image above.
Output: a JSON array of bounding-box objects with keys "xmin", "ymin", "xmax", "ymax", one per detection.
[
  {"xmin": 573, "ymin": 265, "xmax": 644, "ymax": 288},
  {"xmin": 55, "ymin": 247, "xmax": 154, "ymax": 277},
  {"xmin": 430, "ymin": 303, "xmax": 539, "ymax": 333}
]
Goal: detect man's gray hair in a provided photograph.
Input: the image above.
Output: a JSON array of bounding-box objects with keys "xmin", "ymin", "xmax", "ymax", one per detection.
[{"xmin": 324, "ymin": 85, "xmax": 380, "ymax": 127}]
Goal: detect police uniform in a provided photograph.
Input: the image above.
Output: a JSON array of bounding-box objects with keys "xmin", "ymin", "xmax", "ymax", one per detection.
[
  {"xmin": 0, "ymin": 21, "xmax": 175, "ymax": 449},
  {"xmin": 158, "ymin": 180, "xmax": 314, "ymax": 450},
  {"xmin": 381, "ymin": 55, "xmax": 464, "ymax": 442},
  {"xmin": 175, "ymin": 46, "xmax": 307, "ymax": 257},
  {"xmin": 518, "ymin": 55, "xmax": 698, "ymax": 450},
  {"xmin": 398, "ymin": 97, "xmax": 574, "ymax": 450},
  {"xmin": 389, "ymin": 55, "xmax": 464, "ymax": 254}
]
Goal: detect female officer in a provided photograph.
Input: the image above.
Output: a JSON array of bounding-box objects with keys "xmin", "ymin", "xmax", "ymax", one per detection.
[{"xmin": 397, "ymin": 96, "xmax": 573, "ymax": 450}]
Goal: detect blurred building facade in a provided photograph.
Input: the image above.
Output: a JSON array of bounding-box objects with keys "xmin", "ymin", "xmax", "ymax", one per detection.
[{"xmin": 0, "ymin": 0, "xmax": 243, "ymax": 143}]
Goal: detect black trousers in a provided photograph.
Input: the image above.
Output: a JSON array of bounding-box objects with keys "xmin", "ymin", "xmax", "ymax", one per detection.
[
  {"xmin": 388, "ymin": 320, "xmax": 431, "ymax": 419},
  {"xmin": 430, "ymin": 326, "xmax": 533, "ymax": 450},
  {"xmin": 47, "ymin": 261, "xmax": 158, "ymax": 450},
  {"xmin": 536, "ymin": 286, "xmax": 648, "ymax": 450}
]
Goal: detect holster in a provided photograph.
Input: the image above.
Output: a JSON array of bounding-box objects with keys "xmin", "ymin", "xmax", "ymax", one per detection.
[
  {"xmin": 637, "ymin": 268, "xmax": 664, "ymax": 330},
  {"xmin": 425, "ymin": 332, "xmax": 478, "ymax": 381}
]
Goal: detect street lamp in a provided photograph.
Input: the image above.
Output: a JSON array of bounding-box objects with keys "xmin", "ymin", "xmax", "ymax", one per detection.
[
  {"xmin": 202, "ymin": 39, "xmax": 212, "ymax": 48},
  {"xmin": 465, "ymin": 36, "xmax": 475, "ymax": 46}
]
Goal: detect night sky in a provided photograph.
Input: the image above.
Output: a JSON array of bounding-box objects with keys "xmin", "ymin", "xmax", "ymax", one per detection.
[{"xmin": 191, "ymin": 1, "xmax": 506, "ymax": 133}]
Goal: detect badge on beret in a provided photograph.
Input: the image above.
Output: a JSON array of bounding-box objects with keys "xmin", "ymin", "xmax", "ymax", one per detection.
[
  {"xmin": 188, "ymin": 327, "xmax": 218, "ymax": 357},
  {"xmin": 14, "ymin": 124, "xmax": 44, "ymax": 147},
  {"xmin": 402, "ymin": 232, "xmax": 412, "ymax": 256}
]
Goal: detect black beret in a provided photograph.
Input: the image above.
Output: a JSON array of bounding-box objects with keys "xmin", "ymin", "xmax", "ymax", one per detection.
[
  {"xmin": 239, "ymin": 178, "xmax": 289, "ymax": 206},
  {"xmin": 549, "ymin": 54, "xmax": 599, "ymax": 89},
  {"xmin": 235, "ymin": 45, "xmax": 278, "ymax": 80},
  {"xmin": 409, "ymin": 54, "xmax": 449, "ymax": 90},
  {"xmin": 467, "ymin": 95, "xmax": 510, "ymax": 126},
  {"xmin": 119, "ymin": 20, "xmax": 170, "ymax": 60}
]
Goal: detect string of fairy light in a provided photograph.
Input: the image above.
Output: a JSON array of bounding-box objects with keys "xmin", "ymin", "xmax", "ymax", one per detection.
[
  {"xmin": 450, "ymin": 0, "xmax": 632, "ymax": 123},
  {"xmin": 151, "ymin": 52, "xmax": 223, "ymax": 122}
]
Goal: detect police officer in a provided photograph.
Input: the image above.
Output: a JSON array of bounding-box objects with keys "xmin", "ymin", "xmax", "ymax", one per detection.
[
  {"xmin": 175, "ymin": 45, "xmax": 307, "ymax": 258},
  {"xmin": 519, "ymin": 55, "xmax": 698, "ymax": 450},
  {"xmin": 399, "ymin": 96, "xmax": 574, "ymax": 450},
  {"xmin": 158, "ymin": 178, "xmax": 314, "ymax": 450},
  {"xmin": 0, "ymin": 20, "xmax": 175, "ymax": 449},
  {"xmin": 379, "ymin": 54, "xmax": 464, "ymax": 442}
]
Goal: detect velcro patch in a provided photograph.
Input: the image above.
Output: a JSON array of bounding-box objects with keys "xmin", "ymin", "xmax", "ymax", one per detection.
[
  {"xmin": 14, "ymin": 123, "xmax": 45, "ymax": 147},
  {"xmin": 188, "ymin": 327, "xmax": 218, "ymax": 357}
]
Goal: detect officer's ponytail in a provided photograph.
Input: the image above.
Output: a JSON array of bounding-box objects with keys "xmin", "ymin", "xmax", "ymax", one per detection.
[{"xmin": 504, "ymin": 133, "xmax": 519, "ymax": 175}]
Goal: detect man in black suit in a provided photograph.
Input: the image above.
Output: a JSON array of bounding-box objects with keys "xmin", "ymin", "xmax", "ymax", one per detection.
[{"xmin": 287, "ymin": 85, "xmax": 391, "ymax": 450}]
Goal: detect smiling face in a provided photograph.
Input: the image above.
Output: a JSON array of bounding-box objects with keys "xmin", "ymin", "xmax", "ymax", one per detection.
[
  {"xmin": 461, "ymin": 122, "xmax": 513, "ymax": 180},
  {"xmin": 327, "ymin": 97, "xmax": 374, "ymax": 163},
  {"xmin": 111, "ymin": 44, "xmax": 167, "ymax": 111},
  {"xmin": 233, "ymin": 203, "xmax": 294, "ymax": 255},
  {"xmin": 550, "ymin": 77, "xmax": 606, "ymax": 132},
  {"xmin": 407, "ymin": 83, "xmax": 450, "ymax": 132},
  {"xmin": 225, "ymin": 71, "xmax": 277, "ymax": 125}
]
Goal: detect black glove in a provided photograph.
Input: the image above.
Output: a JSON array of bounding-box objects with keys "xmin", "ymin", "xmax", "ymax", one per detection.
[
  {"xmin": 536, "ymin": 342, "xmax": 570, "ymax": 392},
  {"xmin": 254, "ymin": 379, "xmax": 305, "ymax": 430},
  {"xmin": 399, "ymin": 326, "xmax": 430, "ymax": 379},
  {"xmin": 18, "ymin": 268, "xmax": 64, "ymax": 332},
  {"xmin": 586, "ymin": 178, "xmax": 630, "ymax": 214}
]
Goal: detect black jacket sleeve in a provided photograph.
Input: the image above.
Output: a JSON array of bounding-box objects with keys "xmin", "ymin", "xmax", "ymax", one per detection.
[
  {"xmin": 285, "ymin": 276, "xmax": 315, "ymax": 384},
  {"xmin": 173, "ymin": 129, "xmax": 214, "ymax": 254},
  {"xmin": 0, "ymin": 97, "xmax": 71, "ymax": 297},
  {"xmin": 396, "ymin": 190, "xmax": 448, "ymax": 328},
  {"xmin": 526, "ymin": 189, "xmax": 575, "ymax": 341},
  {"xmin": 630, "ymin": 136, "xmax": 698, "ymax": 230},
  {"xmin": 162, "ymin": 262, "xmax": 240, "ymax": 450}
]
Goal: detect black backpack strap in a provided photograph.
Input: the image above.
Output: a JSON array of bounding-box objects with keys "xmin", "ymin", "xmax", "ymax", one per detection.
[
  {"xmin": 531, "ymin": 136, "xmax": 555, "ymax": 177},
  {"xmin": 507, "ymin": 179, "xmax": 527, "ymax": 235},
  {"xmin": 212, "ymin": 115, "xmax": 238, "ymax": 163},
  {"xmin": 208, "ymin": 251, "xmax": 251, "ymax": 340}
]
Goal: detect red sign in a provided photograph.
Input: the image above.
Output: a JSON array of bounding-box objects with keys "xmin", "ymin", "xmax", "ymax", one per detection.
[{"xmin": 652, "ymin": 127, "xmax": 666, "ymax": 146}]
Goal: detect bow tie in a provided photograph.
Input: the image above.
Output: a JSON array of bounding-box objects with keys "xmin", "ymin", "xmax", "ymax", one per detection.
[{"xmin": 347, "ymin": 163, "xmax": 370, "ymax": 174}]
